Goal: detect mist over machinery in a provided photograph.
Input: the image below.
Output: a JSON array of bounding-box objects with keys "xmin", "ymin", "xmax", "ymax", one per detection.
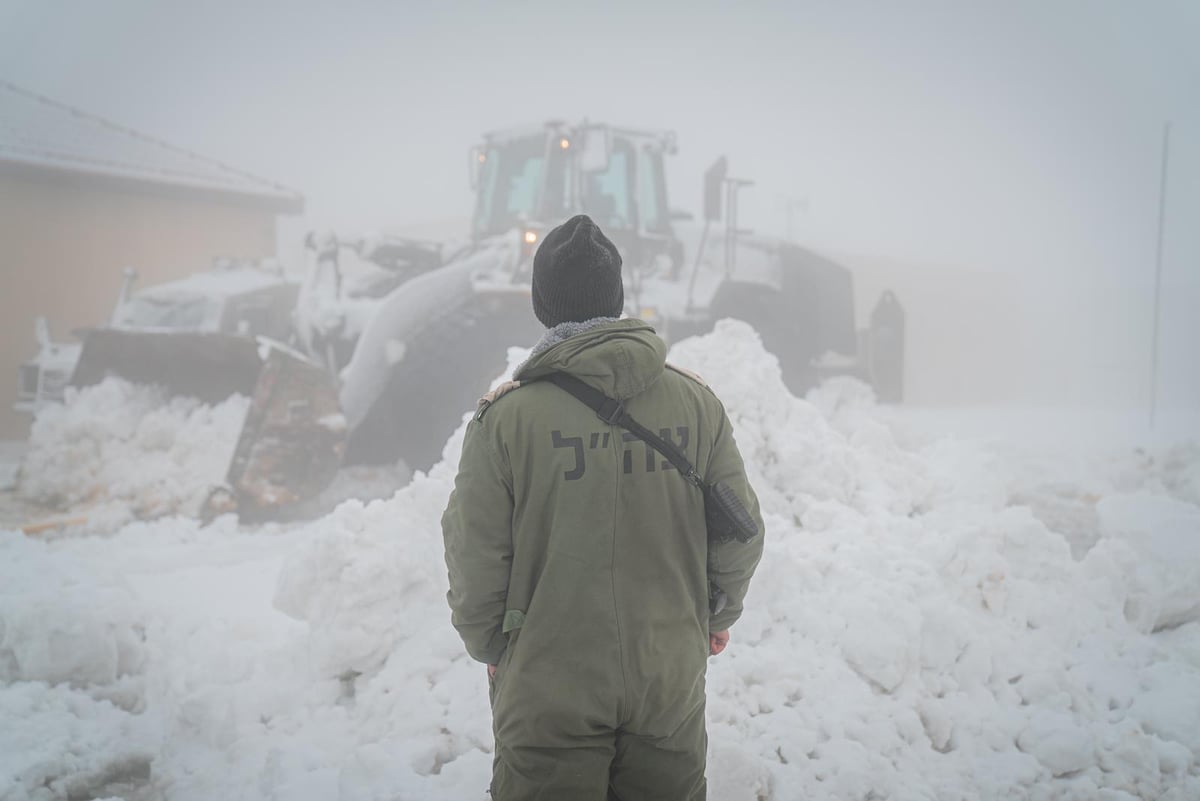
[{"xmin": 16, "ymin": 120, "xmax": 905, "ymax": 520}]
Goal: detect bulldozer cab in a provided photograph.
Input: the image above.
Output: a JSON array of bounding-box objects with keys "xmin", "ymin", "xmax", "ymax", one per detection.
[{"xmin": 469, "ymin": 122, "xmax": 675, "ymax": 265}]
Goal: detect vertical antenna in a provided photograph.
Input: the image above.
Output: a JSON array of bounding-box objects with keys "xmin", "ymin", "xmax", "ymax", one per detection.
[{"xmin": 1150, "ymin": 121, "xmax": 1172, "ymax": 429}]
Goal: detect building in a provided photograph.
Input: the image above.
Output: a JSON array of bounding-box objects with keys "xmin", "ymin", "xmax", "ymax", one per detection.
[{"xmin": 0, "ymin": 82, "xmax": 303, "ymax": 439}]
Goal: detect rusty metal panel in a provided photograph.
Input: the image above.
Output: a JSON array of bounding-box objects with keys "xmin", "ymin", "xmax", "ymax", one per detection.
[{"xmin": 225, "ymin": 347, "xmax": 344, "ymax": 519}]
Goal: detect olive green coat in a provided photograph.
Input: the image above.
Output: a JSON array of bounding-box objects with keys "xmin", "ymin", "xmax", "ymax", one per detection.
[{"xmin": 442, "ymin": 319, "xmax": 764, "ymax": 797}]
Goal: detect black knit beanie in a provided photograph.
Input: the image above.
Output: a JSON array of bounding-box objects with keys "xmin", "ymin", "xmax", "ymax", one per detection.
[{"xmin": 531, "ymin": 214, "xmax": 624, "ymax": 328}]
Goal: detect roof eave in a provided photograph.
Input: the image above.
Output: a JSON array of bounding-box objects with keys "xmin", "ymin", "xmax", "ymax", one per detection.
[{"xmin": 0, "ymin": 156, "xmax": 305, "ymax": 215}]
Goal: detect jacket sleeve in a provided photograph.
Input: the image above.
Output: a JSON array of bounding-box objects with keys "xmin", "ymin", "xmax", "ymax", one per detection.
[
  {"xmin": 441, "ymin": 417, "xmax": 514, "ymax": 665},
  {"xmin": 704, "ymin": 403, "xmax": 765, "ymax": 633}
]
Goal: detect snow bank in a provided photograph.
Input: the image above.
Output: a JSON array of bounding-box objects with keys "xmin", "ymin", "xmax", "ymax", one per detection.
[
  {"xmin": 0, "ymin": 514, "xmax": 315, "ymax": 800},
  {"xmin": 18, "ymin": 378, "xmax": 249, "ymax": 522},
  {"xmin": 0, "ymin": 680, "xmax": 153, "ymax": 801},
  {"xmin": 0, "ymin": 533, "xmax": 144, "ymax": 686},
  {"xmin": 2, "ymin": 322, "xmax": 1198, "ymax": 800},
  {"xmin": 0, "ymin": 527, "xmax": 156, "ymax": 800},
  {"xmin": 1157, "ymin": 442, "xmax": 1200, "ymax": 506},
  {"xmin": 674, "ymin": 322, "xmax": 1200, "ymax": 799},
  {"xmin": 1094, "ymin": 492, "xmax": 1200, "ymax": 633}
]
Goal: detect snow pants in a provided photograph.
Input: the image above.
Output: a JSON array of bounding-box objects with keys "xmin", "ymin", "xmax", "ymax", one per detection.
[
  {"xmin": 488, "ymin": 646, "xmax": 708, "ymax": 801},
  {"xmin": 489, "ymin": 694, "xmax": 707, "ymax": 800}
]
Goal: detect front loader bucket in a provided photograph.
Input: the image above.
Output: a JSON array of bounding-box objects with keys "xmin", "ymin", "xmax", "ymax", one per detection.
[
  {"xmin": 335, "ymin": 241, "xmax": 553, "ymax": 472},
  {"xmin": 70, "ymin": 329, "xmax": 344, "ymax": 519},
  {"xmin": 342, "ymin": 274, "xmax": 541, "ymax": 471}
]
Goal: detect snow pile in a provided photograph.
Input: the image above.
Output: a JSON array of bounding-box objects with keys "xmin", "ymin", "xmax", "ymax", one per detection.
[
  {"xmin": 261, "ymin": 321, "xmax": 1200, "ymax": 799},
  {"xmin": 1158, "ymin": 442, "xmax": 1200, "ymax": 506},
  {"xmin": 0, "ymin": 515, "xmax": 315, "ymax": 800},
  {"xmin": 670, "ymin": 326, "xmax": 930, "ymax": 523},
  {"xmin": 0, "ymin": 682, "xmax": 153, "ymax": 801},
  {"xmin": 0, "ymin": 530, "xmax": 156, "ymax": 800},
  {"xmin": 0, "ymin": 534, "xmax": 144, "ymax": 686},
  {"xmin": 19, "ymin": 378, "xmax": 249, "ymax": 521},
  {"xmin": 2, "ymin": 322, "xmax": 1198, "ymax": 800},
  {"xmin": 273, "ymin": 475, "xmax": 452, "ymax": 680},
  {"xmin": 675, "ymin": 321, "xmax": 1200, "ymax": 799},
  {"xmin": 1096, "ymin": 492, "xmax": 1200, "ymax": 633}
]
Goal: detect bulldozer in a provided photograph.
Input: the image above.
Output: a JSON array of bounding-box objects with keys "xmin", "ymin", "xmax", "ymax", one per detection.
[
  {"xmin": 38, "ymin": 120, "xmax": 903, "ymax": 520},
  {"xmin": 333, "ymin": 120, "xmax": 905, "ymax": 473},
  {"xmin": 20, "ymin": 260, "xmax": 346, "ymax": 522}
]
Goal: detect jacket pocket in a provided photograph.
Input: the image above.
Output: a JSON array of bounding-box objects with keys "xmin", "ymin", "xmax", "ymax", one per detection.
[{"xmin": 502, "ymin": 609, "xmax": 525, "ymax": 633}]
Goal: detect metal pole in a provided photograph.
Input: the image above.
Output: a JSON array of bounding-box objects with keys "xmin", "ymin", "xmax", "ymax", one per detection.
[
  {"xmin": 1150, "ymin": 121, "xmax": 1172, "ymax": 429},
  {"xmin": 729, "ymin": 183, "xmax": 738, "ymax": 277},
  {"xmin": 724, "ymin": 181, "xmax": 734, "ymax": 276}
]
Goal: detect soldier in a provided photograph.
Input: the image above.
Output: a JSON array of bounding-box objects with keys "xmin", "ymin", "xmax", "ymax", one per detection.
[{"xmin": 442, "ymin": 214, "xmax": 764, "ymax": 800}]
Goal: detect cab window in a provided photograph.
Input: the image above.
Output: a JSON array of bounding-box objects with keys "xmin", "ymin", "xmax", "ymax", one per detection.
[
  {"xmin": 637, "ymin": 146, "xmax": 668, "ymax": 234},
  {"xmin": 582, "ymin": 140, "xmax": 634, "ymax": 230},
  {"xmin": 473, "ymin": 136, "xmax": 545, "ymax": 237}
]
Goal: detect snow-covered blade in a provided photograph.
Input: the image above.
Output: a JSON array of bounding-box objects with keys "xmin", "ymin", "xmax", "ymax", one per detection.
[
  {"xmin": 71, "ymin": 330, "xmax": 266, "ymax": 403},
  {"xmin": 64, "ymin": 331, "xmax": 344, "ymax": 521}
]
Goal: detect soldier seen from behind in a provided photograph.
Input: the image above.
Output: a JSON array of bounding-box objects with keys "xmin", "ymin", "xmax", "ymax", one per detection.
[{"xmin": 442, "ymin": 214, "xmax": 765, "ymax": 800}]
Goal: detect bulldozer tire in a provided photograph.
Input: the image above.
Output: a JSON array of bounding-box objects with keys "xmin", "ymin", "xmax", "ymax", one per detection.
[
  {"xmin": 869, "ymin": 290, "xmax": 905, "ymax": 403},
  {"xmin": 708, "ymin": 280, "xmax": 819, "ymax": 395}
]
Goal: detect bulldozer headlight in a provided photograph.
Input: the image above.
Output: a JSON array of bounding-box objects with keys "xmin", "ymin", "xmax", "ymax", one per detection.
[{"xmin": 521, "ymin": 228, "xmax": 540, "ymax": 259}]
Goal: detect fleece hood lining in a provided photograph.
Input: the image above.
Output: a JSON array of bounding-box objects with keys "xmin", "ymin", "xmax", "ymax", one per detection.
[
  {"xmin": 514, "ymin": 317, "xmax": 666, "ymax": 400},
  {"xmin": 515, "ymin": 316, "xmax": 622, "ymax": 376}
]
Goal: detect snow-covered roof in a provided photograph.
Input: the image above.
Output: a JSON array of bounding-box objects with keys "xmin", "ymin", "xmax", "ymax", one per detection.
[
  {"xmin": 135, "ymin": 266, "xmax": 295, "ymax": 301},
  {"xmin": 0, "ymin": 81, "xmax": 303, "ymax": 212}
]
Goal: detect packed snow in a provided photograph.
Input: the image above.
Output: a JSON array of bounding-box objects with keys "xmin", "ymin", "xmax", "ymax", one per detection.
[
  {"xmin": 1, "ymin": 319, "xmax": 1198, "ymax": 801},
  {"xmin": 125, "ymin": 263, "xmax": 290, "ymax": 302},
  {"xmin": 16, "ymin": 378, "xmax": 249, "ymax": 528}
]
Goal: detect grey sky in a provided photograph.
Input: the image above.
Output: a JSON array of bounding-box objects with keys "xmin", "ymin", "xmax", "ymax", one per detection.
[{"xmin": 2, "ymin": 0, "xmax": 1197, "ymax": 408}]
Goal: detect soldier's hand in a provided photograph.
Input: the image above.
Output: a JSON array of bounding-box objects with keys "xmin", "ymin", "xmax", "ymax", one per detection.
[
  {"xmin": 487, "ymin": 664, "xmax": 498, "ymax": 679},
  {"xmin": 709, "ymin": 630, "xmax": 730, "ymax": 656}
]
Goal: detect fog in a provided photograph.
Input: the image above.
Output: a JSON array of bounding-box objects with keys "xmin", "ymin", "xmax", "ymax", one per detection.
[
  {"xmin": 4, "ymin": 6, "xmax": 1200, "ymax": 797},
  {"xmin": 3, "ymin": 0, "xmax": 1198, "ymax": 414}
]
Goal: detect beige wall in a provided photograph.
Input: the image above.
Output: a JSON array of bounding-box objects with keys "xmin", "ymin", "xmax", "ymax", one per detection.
[{"xmin": 0, "ymin": 172, "xmax": 278, "ymax": 438}]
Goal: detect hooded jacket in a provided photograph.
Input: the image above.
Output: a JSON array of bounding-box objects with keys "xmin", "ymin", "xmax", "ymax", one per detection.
[{"xmin": 442, "ymin": 318, "xmax": 763, "ymax": 739}]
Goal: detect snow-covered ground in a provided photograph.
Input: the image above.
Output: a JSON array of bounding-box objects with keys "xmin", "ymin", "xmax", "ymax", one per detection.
[{"xmin": 2, "ymin": 320, "xmax": 1198, "ymax": 801}]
